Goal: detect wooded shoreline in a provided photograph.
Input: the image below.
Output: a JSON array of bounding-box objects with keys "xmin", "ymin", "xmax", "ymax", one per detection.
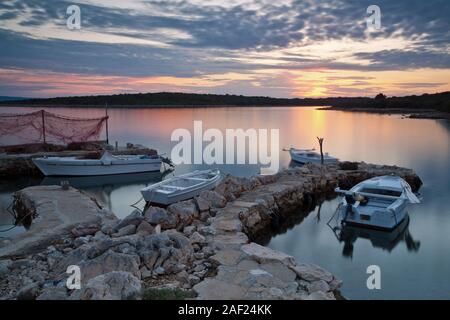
[{"xmin": 1, "ymin": 92, "xmax": 448, "ymax": 114}]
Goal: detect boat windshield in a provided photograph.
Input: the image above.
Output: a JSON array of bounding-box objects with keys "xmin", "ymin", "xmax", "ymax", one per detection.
[{"xmin": 359, "ymin": 188, "xmax": 402, "ymax": 197}]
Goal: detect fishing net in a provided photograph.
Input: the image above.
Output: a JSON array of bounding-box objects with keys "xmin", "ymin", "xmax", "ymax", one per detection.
[{"xmin": 0, "ymin": 110, "xmax": 108, "ymax": 146}]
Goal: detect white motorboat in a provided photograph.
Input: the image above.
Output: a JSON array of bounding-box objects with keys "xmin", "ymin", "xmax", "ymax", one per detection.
[
  {"xmin": 289, "ymin": 148, "xmax": 338, "ymax": 164},
  {"xmin": 141, "ymin": 169, "xmax": 223, "ymax": 205},
  {"xmin": 335, "ymin": 175, "xmax": 420, "ymax": 230},
  {"xmin": 32, "ymin": 151, "xmax": 163, "ymax": 176}
]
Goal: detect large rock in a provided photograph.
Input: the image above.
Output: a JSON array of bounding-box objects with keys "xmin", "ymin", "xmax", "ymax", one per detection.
[
  {"xmin": 112, "ymin": 224, "xmax": 136, "ymax": 238},
  {"xmin": 260, "ymin": 261, "xmax": 297, "ymax": 283},
  {"xmin": 209, "ymin": 233, "xmax": 249, "ymax": 251},
  {"xmin": 194, "ymin": 279, "xmax": 245, "ymax": 300},
  {"xmin": 84, "ymin": 236, "xmax": 139, "ymax": 259},
  {"xmin": 144, "ymin": 207, "xmax": 178, "ymax": 229},
  {"xmin": 167, "ymin": 200, "xmax": 199, "ymax": 228},
  {"xmin": 214, "ymin": 176, "xmax": 254, "ymax": 200},
  {"xmin": 136, "ymin": 221, "xmax": 154, "ymax": 235},
  {"xmin": 195, "ymin": 196, "xmax": 211, "ymax": 212},
  {"xmin": 241, "ymin": 243, "xmax": 296, "ymax": 266},
  {"xmin": 79, "ymin": 251, "xmax": 141, "ymax": 282},
  {"xmin": 211, "ymin": 217, "xmax": 242, "ymax": 233},
  {"xmin": 290, "ymin": 263, "xmax": 334, "ymax": 283},
  {"xmin": 54, "ymin": 244, "xmax": 90, "ymax": 273},
  {"xmin": 306, "ymin": 280, "xmax": 330, "ymax": 293},
  {"xmin": 189, "ymin": 232, "xmax": 206, "ymax": 244},
  {"xmin": 71, "ymin": 224, "xmax": 100, "ymax": 238},
  {"xmin": 137, "ymin": 231, "xmax": 193, "ymax": 274},
  {"xmin": 112, "ymin": 210, "xmax": 143, "ymax": 231},
  {"xmin": 79, "ymin": 271, "xmax": 141, "ymax": 300},
  {"xmin": 199, "ymin": 190, "xmax": 227, "ymax": 208},
  {"xmin": 210, "ymin": 249, "xmax": 244, "ymax": 266}
]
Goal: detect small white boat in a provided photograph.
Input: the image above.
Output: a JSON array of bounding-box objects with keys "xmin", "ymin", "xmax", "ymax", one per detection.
[
  {"xmin": 141, "ymin": 169, "xmax": 223, "ymax": 205},
  {"xmin": 32, "ymin": 151, "xmax": 162, "ymax": 176},
  {"xmin": 289, "ymin": 148, "xmax": 338, "ymax": 164},
  {"xmin": 335, "ymin": 175, "xmax": 420, "ymax": 230}
]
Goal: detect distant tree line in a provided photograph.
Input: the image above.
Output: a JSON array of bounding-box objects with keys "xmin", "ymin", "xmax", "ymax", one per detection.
[
  {"xmin": 331, "ymin": 92, "xmax": 450, "ymax": 112},
  {"xmin": 0, "ymin": 92, "xmax": 347, "ymax": 107},
  {"xmin": 1, "ymin": 91, "xmax": 449, "ymax": 112}
]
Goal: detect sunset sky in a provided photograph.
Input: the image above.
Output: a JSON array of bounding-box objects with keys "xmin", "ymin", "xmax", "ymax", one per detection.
[{"xmin": 0, "ymin": 0, "xmax": 449, "ymax": 98}]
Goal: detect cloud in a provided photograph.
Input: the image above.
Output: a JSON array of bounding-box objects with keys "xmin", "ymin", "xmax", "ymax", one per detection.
[
  {"xmin": 355, "ymin": 50, "xmax": 450, "ymax": 70},
  {"xmin": 0, "ymin": 0, "xmax": 449, "ymax": 97},
  {"xmin": 394, "ymin": 82, "xmax": 447, "ymax": 88}
]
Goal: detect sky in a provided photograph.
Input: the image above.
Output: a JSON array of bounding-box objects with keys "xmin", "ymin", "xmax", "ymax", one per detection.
[{"xmin": 0, "ymin": 0, "xmax": 449, "ymax": 98}]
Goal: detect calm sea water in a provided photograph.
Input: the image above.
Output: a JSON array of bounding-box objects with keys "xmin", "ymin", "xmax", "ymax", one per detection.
[{"xmin": 1, "ymin": 106, "xmax": 449, "ymax": 299}]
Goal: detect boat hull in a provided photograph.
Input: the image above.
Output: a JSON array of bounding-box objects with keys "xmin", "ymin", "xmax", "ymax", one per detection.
[
  {"xmin": 33, "ymin": 158, "xmax": 162, "ymax": 176},
  {"xmin": 337, "ymin": 197, "xmax": 409, "ymax": 230}
]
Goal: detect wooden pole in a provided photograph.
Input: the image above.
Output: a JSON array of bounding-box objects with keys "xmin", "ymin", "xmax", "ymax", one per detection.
[
  {"xmin": 41, "ymin": 110, "xmax": 46, "ymax": 144},
  {"xmin": 105, "ymin": 102, "xmax": 109, "ymax": 145},
  {"xmin": 317, "ymin": 137, "xmax": 324, "ymax": 165}
]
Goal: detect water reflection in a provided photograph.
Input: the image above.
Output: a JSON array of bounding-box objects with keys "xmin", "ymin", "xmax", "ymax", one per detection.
[
  {"xmin": 40, "ymin": 170, "xmax": 173, "ymax": 218},
  {"xmin": 1, "ymin": 106, "xmax": 449, "ymax": 299},
  {"xmin": 330, "ymin": 216, "xmax": 421, "ymax": 259}
]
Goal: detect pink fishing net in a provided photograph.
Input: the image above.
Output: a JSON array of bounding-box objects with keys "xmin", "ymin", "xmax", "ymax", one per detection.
[{"xmin": 0, "ymin": 110, "xmax": 108, "ymax": 146}]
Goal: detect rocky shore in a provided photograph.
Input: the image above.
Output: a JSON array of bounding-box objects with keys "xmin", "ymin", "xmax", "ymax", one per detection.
[{"xmin": 0, "ymin": 162, "xmax": 422, "ymax": 300}]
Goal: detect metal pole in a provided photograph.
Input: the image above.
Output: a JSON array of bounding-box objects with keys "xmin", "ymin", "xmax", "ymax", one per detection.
[
  {"xmin": 41, "ymin": 110, "xmax": 46, "ymax": 144},
  {"xmin": 317, "ymin": 137, "xmax": 324, "ymax": 165},
  {"xmin": 105, "ymin": 102, "xmax": 109, "ymax": 145}
]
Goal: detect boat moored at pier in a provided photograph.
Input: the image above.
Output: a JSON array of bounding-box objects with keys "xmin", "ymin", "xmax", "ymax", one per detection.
[
  {"xmin": 335, "ymin": 175, "xmax": 420, "ymax": 230},
  {"xmin": 32, "ymin": 151, "xmax": 163, "ymax": 176},
  {"xmin": 141, "ymin": 169, "xmax": 223, "ymax": 205},
  {"xmin": 289, "ymin": 147, "xmax": 338, "ymax": 164}
]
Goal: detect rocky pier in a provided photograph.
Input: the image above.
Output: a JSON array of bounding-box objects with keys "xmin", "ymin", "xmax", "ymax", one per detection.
[{"xmin": 0, "ymin": 162, "xmax": 422, "ymax": 300}]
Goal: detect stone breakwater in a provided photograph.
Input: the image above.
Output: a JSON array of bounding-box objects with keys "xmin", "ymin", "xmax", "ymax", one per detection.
[{"xmin": 0, "ymin": 162, "xmax": 422, "ymax": 300}]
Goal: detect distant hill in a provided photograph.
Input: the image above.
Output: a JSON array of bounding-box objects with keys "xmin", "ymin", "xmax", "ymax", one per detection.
[
  {"xmin": 0, "ymin": 91, "xmax": 448, "ymax": 112},
  {"xmin": 0, "ymin": 96, "xmax": 27, "ymax": 102}
]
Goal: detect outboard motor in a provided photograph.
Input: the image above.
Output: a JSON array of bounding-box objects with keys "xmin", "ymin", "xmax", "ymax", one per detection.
[
  {"xmin": 161, "ymin": 156, "xmax": 175, "ymax": 168},
  {"xmin": 345, "ymin": 194, "xmax": 356, "ymax": 205},
  {"xmin": 342, "ymin": 193, "xmax": 356, "ymax": 223}
]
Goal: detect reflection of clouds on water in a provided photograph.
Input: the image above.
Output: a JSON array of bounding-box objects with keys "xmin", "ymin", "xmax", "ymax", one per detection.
[{"xmin": 0, "ymin": 106, "xmax": 449, "ymax": 299}]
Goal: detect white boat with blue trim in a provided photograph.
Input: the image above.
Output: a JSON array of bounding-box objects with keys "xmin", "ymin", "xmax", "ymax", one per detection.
[
  {"xmin": 32, "ymin": 151, "xmax": 163, "ymax": 176},
  {"xmin": 289, "ymin": 148, "xmax": 338, "ymax": 164},
  {"xmin": 335, "ymin": 175, "xmax": 420, "ymax": 230},
  {"xmin": 141, "ymin": 169, "xmax": 223, "ymax": 205}
]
